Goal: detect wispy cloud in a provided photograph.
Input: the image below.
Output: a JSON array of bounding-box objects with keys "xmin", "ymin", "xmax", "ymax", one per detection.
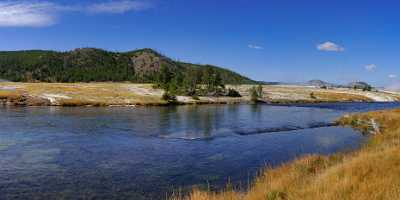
[
  {"xmin": 365, "ymin": 64, "xmax": 377, "ymax": 71},
  {"xmin": 0, "ymin": 0, "xmax": 153, "ymax": 27},
  {"xmin": 248, "ymin": 44, "xmax": 264, "ymax": 50},
  {"xmin": 88, "ymin": 0, "xmax": 152, "ymax": 14},
  {"xmin": 389, "ymin": 74, "xmax": 397, "ymax": 79},
  {"xmin": 317, "ymin": 41, "xmax": 345, "ymax": 52},
  {"xmin": 0, "ymin": 1, "xmax": 61, "ymax": 27}
]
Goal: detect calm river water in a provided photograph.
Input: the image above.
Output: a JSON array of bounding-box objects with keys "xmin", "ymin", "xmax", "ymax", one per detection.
[{"xmin": 0, "ymin": 103, "xmax": 399, "ymax": 200}]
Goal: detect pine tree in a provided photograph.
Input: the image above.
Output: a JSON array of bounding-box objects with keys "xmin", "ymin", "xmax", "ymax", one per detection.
[
  {"xmin": 256, "ymin": 84, "xmax": 263, "ymax": 99},
  {"xmin": 250, "ymin": 86, "xmax": 259, "ymax": 103},
  {"xmin": 157, "ymin": 64, "xmax": 172, "ymax": 90},
  {"xmin": 182, "ymin": 67, "xmax": 199, "ymax": 95}
]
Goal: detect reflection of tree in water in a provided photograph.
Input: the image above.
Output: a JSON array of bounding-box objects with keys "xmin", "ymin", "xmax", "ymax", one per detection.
[
  {"xmin": 202, "ymin": 105, "xmax": 230, "ymax": 138},
  {"xmin": 158, "ymin": 106, "xmax": 178, "ymax": 136},
  {"xmin": 183, "ymin": 106, "xmax": 226, "ymax": 138},
  {"xmin": 158, "ymin": 105, "xmax": 242, "ymax": 139},
  {"xmin": 171, "ymin": 106, "xmax": 183, "ymax": 133},
  {"xmin": 202, "ymin": 108, "xmax": 213, "ymax": 138},
  {"xmin": 227, "ymin": 105, "xmax": 240, "ymax": 127},
  {"xmin": 184, "ymin": 106, "xmax": 214, "ymax": 138},
  {"xmin": 250, "ymin": 104, "xmax": 262, "ymax": 114},
  {"xmin": 184, "ymin": 106, "xmax": 203, "ymax": 138},
  {"xmin": 250, "ymin": 104, "xmax": 263, "ymax": 124},
  {"xmin": 227, "ymin": 104, "xmax": 239, "ymax": 115}
]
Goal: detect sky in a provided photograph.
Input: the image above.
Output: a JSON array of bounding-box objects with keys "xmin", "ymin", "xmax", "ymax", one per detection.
[{"xmin": 0, "ymin": 0, "xmax": 399, "ymax": 88}]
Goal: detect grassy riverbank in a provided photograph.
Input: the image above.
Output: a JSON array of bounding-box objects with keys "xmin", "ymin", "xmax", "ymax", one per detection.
[
  {"xmin": 171, "ymin": 109, "xmax": 400, "ymax": 200},
  {"xmin": 1, "ymin": 82, "xmax": 399, "ymax": 106}
]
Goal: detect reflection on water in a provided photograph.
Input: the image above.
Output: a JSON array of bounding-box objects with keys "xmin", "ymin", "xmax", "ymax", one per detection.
[{"xmin": 0, "ymin": 103, "xmax": 399, "ymax": 200}]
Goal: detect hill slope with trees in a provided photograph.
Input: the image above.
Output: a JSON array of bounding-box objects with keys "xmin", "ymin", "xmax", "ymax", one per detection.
[{"xmin": 0, "ymin": 48, "xmax": 255, "ymax": 84}]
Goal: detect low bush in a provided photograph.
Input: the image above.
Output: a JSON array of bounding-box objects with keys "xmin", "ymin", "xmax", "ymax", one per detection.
[
  {"xmin": 162, "ymin": 92, "xmax": 177, "ymax": 102},
  {"xmin": 226, "ymin": 88, "xmax": 241, "ymax": 97}
]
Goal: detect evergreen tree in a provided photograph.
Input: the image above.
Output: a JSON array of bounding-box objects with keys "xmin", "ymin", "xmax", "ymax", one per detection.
[
  {"xmin": 182, "ymin": 67, "xmax": 199, "ymax": 95},
  {"xmin": 250, "ymin": 86, "xmax": 259, "ymax": 103},
  {"xmin": 256, "ymin": 84, "xmax": 263, "ymax": 99},
  {"xmin": 157, "ymin": 64, "xmax": 172, "ymax": 89}
]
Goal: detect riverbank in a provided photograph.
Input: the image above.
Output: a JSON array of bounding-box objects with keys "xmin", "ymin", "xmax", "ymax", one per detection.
[
  {"xmin": 171, "ymin": 108, "xmax": 400, "ymax": 200},
  {"xmin": 0, "ymin": 82, "xmax": 399, "ymax": 106}
]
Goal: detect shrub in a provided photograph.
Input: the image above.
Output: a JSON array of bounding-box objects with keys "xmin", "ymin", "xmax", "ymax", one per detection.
[
  {"xmin": 363, "ymin": 86, "xmax": 372, "ymax": 92},
  {"xmin": 256, "ymin": 84, "xmax": 263, "ymax": 98},
  {"xmin": 226, "ymin": 88, "xmax": 241, "ymax": 97},
  {"xmin": 310, "ymin": 92, "xmax": 316, "ymax": 99},
  {"xmin": 162, "ymin": 92, "xmax": 177, "ymax": 102},
  {"xmin": 191, "ymin": 95, "xmax": 200, "ymax": 100},
  {"xmin": 249, "ymin": 86, "xmax": 259, "ymax": 103}
]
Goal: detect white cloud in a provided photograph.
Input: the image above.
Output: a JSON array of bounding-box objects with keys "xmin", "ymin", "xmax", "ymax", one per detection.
[
  {"xmin": 0, "ymin": 0, "xmax": 153, "ymax": 27},
  {"xmin": 317, "ymin": 41, "xmax": 345, "ymax": 52},
  {"xmin": 87, "ymin": 0, "xmax": 152, "ymax": 14},
  {"xmin": 365, "ymin": 64, "xmax": 377, "ymax": 71},
  {"xmin": 0, "ymin": 1, "xmax": 60, "ymax": 27},
  {"xmin": 389, "ymin": 74, "xmax": 397, "ymax": 79},
  {"xmin": 248, "ymin": 44, "xmax": 264, "ymax": 50}
]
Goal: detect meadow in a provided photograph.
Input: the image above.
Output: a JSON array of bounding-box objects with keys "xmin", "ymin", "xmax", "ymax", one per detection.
[{"xmin": 1, "ymin": 82, "xmax": 398, "ymax": 106}]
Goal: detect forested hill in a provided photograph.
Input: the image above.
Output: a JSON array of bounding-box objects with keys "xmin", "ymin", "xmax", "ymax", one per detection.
[{"xmin": 0, "ymin": 48, "xmax": 255, "ymax": 84}]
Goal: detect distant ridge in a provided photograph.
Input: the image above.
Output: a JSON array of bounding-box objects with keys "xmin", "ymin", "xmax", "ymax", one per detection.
[
  {"xmin": 305, "ymin": 80, "xmax": 376, "ymax": 90},
  {"xmin": 0, "ymin": 48, "xmax": 256, "ymax": 84},
  {"xmin": 348, "ymin": 81, "xmax": 373, "ymax": 90},
  {"xmin": 307, "ymin": 80, "xmax": 338, "ymax": 88}
]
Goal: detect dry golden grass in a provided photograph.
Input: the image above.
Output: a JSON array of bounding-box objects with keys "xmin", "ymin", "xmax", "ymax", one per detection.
[
  {"xmin": 171, "ymin": 109, "xmax": 400, "ymax": 200},
  {"xmin": 0, "ymin": 82, "xmax": 167, "ymax": 106},
  {"xmin": 313, "ymin": 91, "xmax": 372, "ymax": 102},
  {"xmin": 0, "ymin": 90, "xmax": 23, "ymax": 100},
  {"xmin": 1, "ymin": 82, "xmax": 399, "ymax": 106},
  {"xmin": 229, "ymin": 85, "xmax": 397, "ymax": 103}
]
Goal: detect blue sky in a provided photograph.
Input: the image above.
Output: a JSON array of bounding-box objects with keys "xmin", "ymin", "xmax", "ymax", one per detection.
[{"xmin": 0, "ymin": 0, "xmax": 399, "ymax": 88}]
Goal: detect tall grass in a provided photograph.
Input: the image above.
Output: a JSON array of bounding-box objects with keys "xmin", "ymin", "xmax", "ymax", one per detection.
[{"xmin": 171, "ymin": 109, "xmax": 400, "ymax": 200}]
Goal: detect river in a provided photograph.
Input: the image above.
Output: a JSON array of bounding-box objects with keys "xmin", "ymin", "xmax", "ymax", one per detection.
[{"xmin": 0, "ymin": 103, "xmax": 399, "ymax": 200}]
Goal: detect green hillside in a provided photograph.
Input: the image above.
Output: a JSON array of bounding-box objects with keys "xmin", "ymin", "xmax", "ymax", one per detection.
[{"xmin": 0, "ymin": 48, "xmax": 255, "ymax": 84}]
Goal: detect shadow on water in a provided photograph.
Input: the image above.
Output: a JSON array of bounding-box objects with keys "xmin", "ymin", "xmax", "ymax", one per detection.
[{"xmin": 0, "ymin": 102, "xmax": 399, "ymax": 199}]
